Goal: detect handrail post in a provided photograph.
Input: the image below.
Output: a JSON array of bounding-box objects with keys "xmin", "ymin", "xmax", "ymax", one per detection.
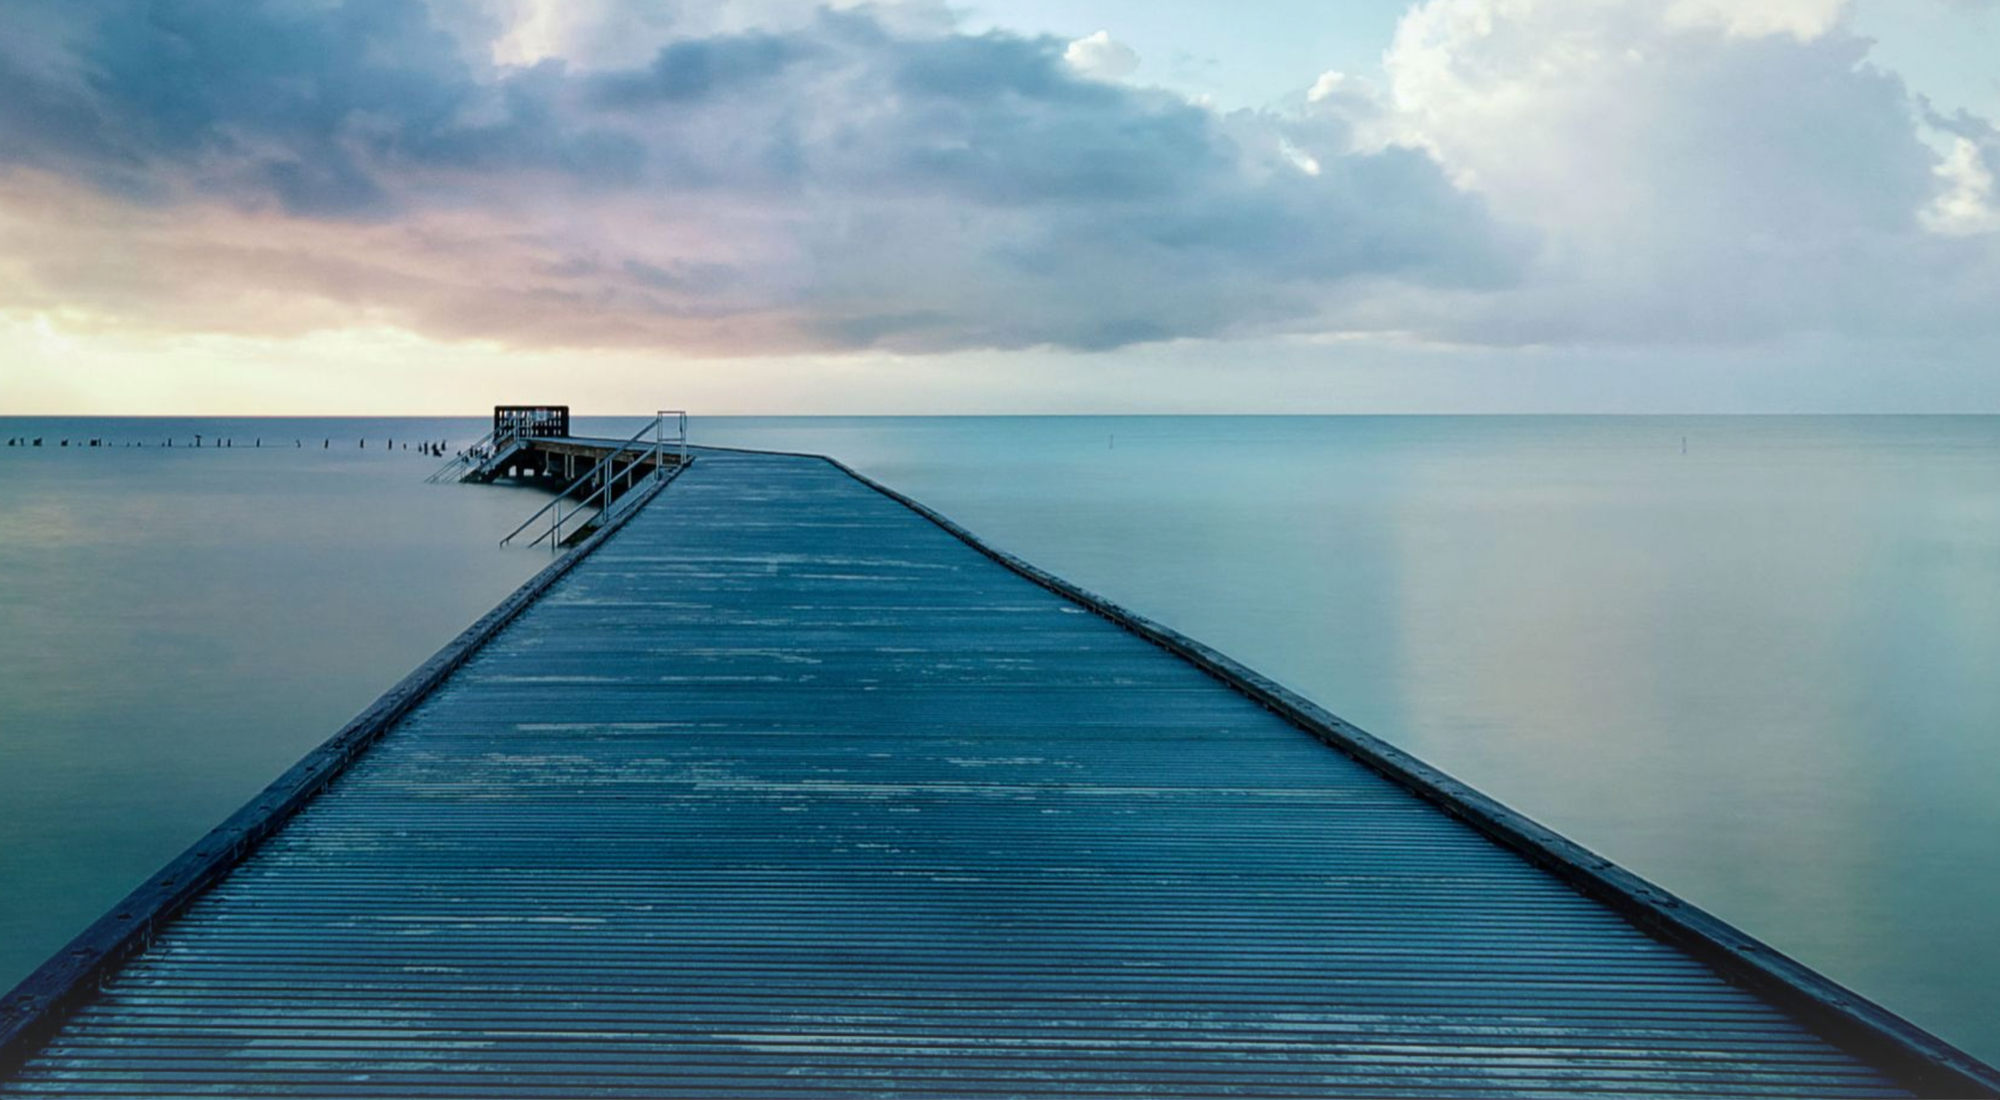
[
  {"xmin": 428, "ymin": 426, "xmax": 500, "ymax": 484},
  {"xmin": 498, "ymin": 413, "xmax": 683, "ymax": 548}
]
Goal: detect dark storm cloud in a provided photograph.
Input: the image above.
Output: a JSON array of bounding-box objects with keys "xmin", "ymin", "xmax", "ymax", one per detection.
[
  {"xmin": 0, "ymin": 0, "xmax": 1521, "ymax": 351},
  {"xmin": 590, "ymin": 33, "xmax": 810, "ymax": 107}
]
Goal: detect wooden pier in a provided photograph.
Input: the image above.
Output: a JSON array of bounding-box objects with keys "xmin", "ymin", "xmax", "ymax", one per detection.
[
  {"xmin": 429, "ymin": 407, "xmax": 688, "ymax": 494},
  {"xmin": 3, "ymin": 446, "xmax": 1996, "ymax": 1097}
]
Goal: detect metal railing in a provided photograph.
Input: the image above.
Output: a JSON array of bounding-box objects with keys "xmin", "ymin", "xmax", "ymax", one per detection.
[
  {"xmin": 424, "ymin": 427, "xmax": 496, "ymax": 483},
  {"xmin": 499, "ymin": 411, "xmax": 688, "ymax": 550},
  {"xmin": 473, "ymin": 422, "xmax": 533, "ymax": 480},
  {"xmin": 424, "ymin": 422, "xmax": 534, "ymax": 485}
]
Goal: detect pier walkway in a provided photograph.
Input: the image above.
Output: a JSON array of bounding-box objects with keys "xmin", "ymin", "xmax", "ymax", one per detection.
[{"xmin": 3, "ymin": 449, "xmax": 1996, "ymax": 1096}]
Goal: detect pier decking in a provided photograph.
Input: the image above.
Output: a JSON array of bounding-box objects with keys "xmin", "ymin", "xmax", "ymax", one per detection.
[{"xmin": 3, "ymin": 448, "xmax": 1996, "ymax": 1096}]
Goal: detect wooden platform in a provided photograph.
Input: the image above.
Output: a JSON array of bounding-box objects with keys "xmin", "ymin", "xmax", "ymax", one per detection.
[{"xmin": 3, "ymin": 448, "xmax": 1995, "ymax": 1097}]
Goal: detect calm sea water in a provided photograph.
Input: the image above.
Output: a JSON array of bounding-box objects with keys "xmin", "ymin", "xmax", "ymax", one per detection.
[{"xmin": 2, "ymin": 415, "xmax": 1996, "ymax": 1062}]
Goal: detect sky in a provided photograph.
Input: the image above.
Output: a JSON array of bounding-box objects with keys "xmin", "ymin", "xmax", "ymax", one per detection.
[{"xmin": 2, "ymin": 0, "xmax": 1998, "ymax": 414}]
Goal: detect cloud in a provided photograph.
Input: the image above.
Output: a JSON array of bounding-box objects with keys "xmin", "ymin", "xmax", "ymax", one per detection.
[
  {"xmin": 1662, "ymin": 0, "xmax": 1850, "ymax": 40},
  {"xmin": 1365, "ymin": 0, "xmax": 2000, "ymax": 346},
  {"xmin": 0, "ymin": 0, "xmax": 1516, "ymax": 354},
  {"xmin": 1925, "ymin": 137, "xmax": 2000, "ymax": 235},
  {"xmin": 589, "ymin": 32, "xmax": 812, "ymax": 107},
  {"xmin": 1922, "ymin": 107, "xmax": 2000, "ymax": 235},
  {"xmin": 1064, "ymin": 31, "xmax": 1140, "ymax": 82},
  {"xmin": 0, "ymin": 0, "xmax": 1995, "ymax": 365}
]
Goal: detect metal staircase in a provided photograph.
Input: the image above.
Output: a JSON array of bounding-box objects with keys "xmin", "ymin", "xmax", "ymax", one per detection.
[
  {"xmin": 427, "ymin": 406, "xmax": 572, "ymax": 484},
  {"xmin": 500, "ymin": 411, "xmax": 688, "ymax": 550}
]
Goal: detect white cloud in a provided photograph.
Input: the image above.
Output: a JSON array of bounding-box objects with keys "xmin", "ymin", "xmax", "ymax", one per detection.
[
  {"xmin": 1662, "ymin": 0, "xmax": 1851, "ymax": 40},
  {"xmin": 1370, "ymin": 0, "xmax": 2000, "ymax": 346},
  {"xmin": 1307, "ymin": 70, "xmax": 1363, "ymax": 104},
  {"xmin": 1277, "ymin": 139, "xmax": 1322, "ymax": 177},
  {"xmin": 1924, "ymin": 136, "xmax": 2000, "ymax": 235},
  {"xmin": 1063, "ymin": 30, "xmax": 1140, "ymax": 81}
]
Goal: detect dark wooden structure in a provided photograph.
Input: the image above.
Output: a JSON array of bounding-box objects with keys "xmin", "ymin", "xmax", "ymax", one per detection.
[
  {"xmin": 492, "ymin": 405, "xmax": 569, "ymax": 439},
  {"xmin": 2, "ymin": 447, "xmax": 1996, "ymax": 1096}
]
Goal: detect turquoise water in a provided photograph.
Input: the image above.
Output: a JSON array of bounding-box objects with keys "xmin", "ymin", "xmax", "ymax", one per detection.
[{"xmin": 2, "ymin": 415, "xmax": 1997, "ymax": 1062}]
